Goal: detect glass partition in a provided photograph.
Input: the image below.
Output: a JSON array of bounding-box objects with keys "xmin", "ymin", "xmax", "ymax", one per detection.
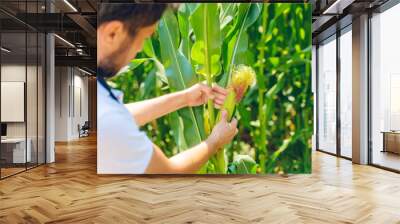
[
  {"xmin": 317, "ymin": 35, "xmax": 337, "ymax": 154},
  {"xmin": 371, "ymin": 3, "xmax": 400, "ymax": 171},
  {"xmin": 1, "ymin": 30, "xmax": 28, "ymax": 177},
  {"xmin": 0, "ymin": 1, "xmax": 46, "ymax": 179},
  {"xmin": 339, "ymin": 27, "xmax": 352, "ymax": 158}
]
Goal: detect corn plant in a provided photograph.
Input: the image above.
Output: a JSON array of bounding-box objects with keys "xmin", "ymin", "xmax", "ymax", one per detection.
[
  {"xmin": 148, "ymin": 3, "xmax": 262, "ymax": 174},
  {"xmin": 111, "ymin": 3, "xmax": 313, "ymax": 174},
  {"xmin": 249, "ymin": 3, "xmax": 312, "ymax": 173}
]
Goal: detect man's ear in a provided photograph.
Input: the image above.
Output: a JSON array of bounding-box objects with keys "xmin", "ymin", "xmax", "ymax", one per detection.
[{"xmin": 100, "ymin": 21, "xmax": 125, "ymax": 46}]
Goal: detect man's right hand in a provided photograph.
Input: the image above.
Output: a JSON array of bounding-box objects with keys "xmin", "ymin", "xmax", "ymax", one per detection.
[
  {"xmin": 146, "ymin": 110, "xmax": 238, "ymax": 174},
  {"xmin": 206, "ymin": 110, "xmax": 238, "ymax": 151}
]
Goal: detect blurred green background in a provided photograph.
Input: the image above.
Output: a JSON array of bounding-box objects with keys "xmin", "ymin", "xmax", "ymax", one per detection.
[{"xmin": 108, "ymin": 3, "xmax": 313, "ymax": 174}]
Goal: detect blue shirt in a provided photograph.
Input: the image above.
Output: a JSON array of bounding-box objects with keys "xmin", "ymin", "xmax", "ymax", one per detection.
[{"xmin": 97, "ymin": 81, "xmax": 153, "ymax": 174}]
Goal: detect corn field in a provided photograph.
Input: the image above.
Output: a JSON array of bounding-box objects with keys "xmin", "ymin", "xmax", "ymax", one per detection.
[{"xmin": 110, "ymin": 3, "xmax": 313, "ymax": 174}]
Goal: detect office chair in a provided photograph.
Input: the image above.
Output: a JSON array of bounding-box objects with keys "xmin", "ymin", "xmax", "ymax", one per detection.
[{"xmin": 78, "ymin": 121, "xmax": 90, "ymax": 138}]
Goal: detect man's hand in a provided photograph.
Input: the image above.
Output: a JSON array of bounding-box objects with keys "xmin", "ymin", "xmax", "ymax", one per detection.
[
  {"xmin": 182, "ymin": 83, "xmax": 228, "ymax": 108},
  {"xmin": 206, "ymin": 110, "xmax": 238, "ymax": 151},
  {"xmin": 145, "ymin": 110, "xmax": 237, "ymax": 174}
]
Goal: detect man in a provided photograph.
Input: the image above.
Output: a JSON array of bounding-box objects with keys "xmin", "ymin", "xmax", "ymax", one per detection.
[{"xmin": 97, "ymin": 3, "xmax": 238, "ymax": 174}]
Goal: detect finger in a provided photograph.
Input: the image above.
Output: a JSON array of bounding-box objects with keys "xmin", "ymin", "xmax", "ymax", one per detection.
[
  {"xmin": 214, "ymin": 94, "xmax": 226, "ymax": 102},
  {"xmin": 230, "ymin": 118, "xmax": 238, "ymax": 128},
  {"xmin": 214, "ymin": 103, "xmax": 223, "ymax": 109},
  {"xmin": 214, "ymin": 99, "xmax": 225, "ymax": 106},
  {"xmin": 212, "ymin": 83, "xmax": 228, "ymax": 93},
  {"xmin": 214, "ymin": 103, "xmax": 222, "ymax": 109},
  {"xmin": 220, "ymin": 110, "xmax": 228, "ymax": 122},
  {"xmin": 200, "ymin": 84, "xmax": 214, "ymax": 99},
  {"xmin": 212, "ymin": 85, "xmax": 228, "ymax": 95}
]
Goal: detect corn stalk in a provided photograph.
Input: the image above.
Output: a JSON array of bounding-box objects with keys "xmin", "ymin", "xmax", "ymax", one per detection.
[{"xmin": 190, "ymin": 4, "xmax": 222, "ymax": 130}]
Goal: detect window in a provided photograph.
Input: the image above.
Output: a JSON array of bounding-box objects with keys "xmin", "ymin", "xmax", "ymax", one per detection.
[
  {"xmin": 339, "ymin": 27, "xmax": 352, "ymax": 158},
  {"xmin": 0, "ymin": 1, "xmax": 47, "ymax": 179},
  {"xmin": 370, "ymin": 3, "xmax": 400, "ymax": 171},
  {"xmin": 317, "ymin": 35, "xmax": 337, "ymax": 154}
]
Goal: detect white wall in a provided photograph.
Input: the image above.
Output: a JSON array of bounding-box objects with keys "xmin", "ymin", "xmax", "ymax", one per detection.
[
  {"xmin": 1, "ymin": 64, "xmax": 38, "ymax": 138},
  {"xmin": 1, "ymin": 65, "xmax": 26, "ymax": 140},
  {"xmin": 72, "ymin": 73, "xmax": 89, "ymax": 138},
  {"xmin": 1, "ymin": 65, "xmax": 25, "ymax": 130},
  {"xmin": 1, "ymin": 82, "xmax": 25, "ymax": 122},
  {"xmin": 55, "ymin": 66, "xmax": 69, "ymax": 141},
  {"xmin": 54, "ymin": 67, "xmax": 89, "ymax": 141}
]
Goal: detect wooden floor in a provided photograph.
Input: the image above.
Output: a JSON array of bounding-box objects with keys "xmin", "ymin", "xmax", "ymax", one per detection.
[
  {"xmin": 372, "ymin": 150, "xmax": 400, "ymax": 171},
  {"xmin": 0, "ymin": 135, "xmax": 400, "ymax": 223},
  {"xmin": 1, "ymin": 167, "xmax": 26, "ymax": 178}
]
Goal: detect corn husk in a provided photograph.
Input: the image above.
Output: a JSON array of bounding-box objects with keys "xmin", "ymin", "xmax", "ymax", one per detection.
[
  {"xmin": 216, "ymin": 65, "xmax": 255, "ymax": 122},
  {"xmin": 213, "ymin": 65, "xmax": 256, "ymax": 173}
]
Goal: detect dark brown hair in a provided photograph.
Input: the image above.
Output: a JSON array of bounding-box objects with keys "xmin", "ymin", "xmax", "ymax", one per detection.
[{"xmin": 98, "ymin": 3, "xmax": 167, "ymax": 37}]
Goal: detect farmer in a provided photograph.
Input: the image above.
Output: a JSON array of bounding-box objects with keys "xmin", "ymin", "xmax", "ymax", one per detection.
[{"xmin": 97, "ymin": 4, "xmax": 238, "ymax": 174}]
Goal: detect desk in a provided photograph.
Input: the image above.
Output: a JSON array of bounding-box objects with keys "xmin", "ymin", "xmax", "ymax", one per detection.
[
  {"xmin": 381, "ymin": 131, "xmax": 400, "ymax": 155},
  {"xmin": 1, "ymin": 138, "xmax": 31, "ymax": 163}
]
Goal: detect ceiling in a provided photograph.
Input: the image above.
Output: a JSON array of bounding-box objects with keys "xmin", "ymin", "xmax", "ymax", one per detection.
[
  {"xmin": 311, "ymin": 0, "xmax": 392, "ymax": 44},
  {"xmin": 0, "ymin": 0, "xmax": 97, "ymax": 74},
  {"xmin": 1, "ymin": 0, "xmax": 396, "ymax": 74}
]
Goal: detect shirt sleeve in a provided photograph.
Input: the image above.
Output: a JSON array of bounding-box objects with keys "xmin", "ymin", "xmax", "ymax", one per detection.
[{"xmin": 97, "ymin": 103, "xmax": 154, "ymax": 174}]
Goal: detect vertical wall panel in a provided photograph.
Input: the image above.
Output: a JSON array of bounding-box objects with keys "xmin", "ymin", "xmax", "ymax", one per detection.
[{"xmin": 352, "ymin": 14, "xmax": 369, "ymax": 164}]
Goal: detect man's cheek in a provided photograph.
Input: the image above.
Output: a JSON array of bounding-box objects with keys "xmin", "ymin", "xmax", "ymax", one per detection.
[
  {"xmin": 131, "ymin": 47, "xmax": 139, "ymax": 59},
  {"xmin": 135, "ymin": 41, "xmax": 143, "ymax": 54},
  {"xmin": 130, "ymin": 51, "xmax": 137, "ymax": 60}
]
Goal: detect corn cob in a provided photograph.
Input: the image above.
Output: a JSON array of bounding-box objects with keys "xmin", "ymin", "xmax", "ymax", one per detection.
[{"xmin": 214, "ymin": 65, "xmax": 255, "ymax": 173}]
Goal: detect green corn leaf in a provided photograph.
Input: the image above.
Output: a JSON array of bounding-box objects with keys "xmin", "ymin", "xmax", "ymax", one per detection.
[
  {"xmin": 228, "ymin": 155, "xmax": 257, "ymax": 174},
  {"xmin": 143, "ymin": 39, "xmax": 156, "ymax": 58},
  {"xmin": 167, "ymin": 112, "xmax": 187, "ymax": 151},
  {"xmin": 178, "ymin": 4, "xmax": 192, "ymax": 62},
  {"xmin": 129, "ymin": 58, "xmax": 167, "ymax": 84},
  {"xmin": 159, "ymin": 11, "xmax": 197, "ymax": 90},
  {"xmin": 220, "ymin": 3, "xmax": 262, "ymax": 87},
  {"xmin": 186, "ymin": 3, "xmax": 199, "ymax": 13},
  {"xmin": 220, "ymin": 3, "xmax": 237, "ymax": 30},
  {"xmin": 158, "ymin": 9, "xmax": 205, "ymax": 147},
  {"xmin": 138, "ymin": 40, "xmax": 168, "ymax": 84},
  {"xmin": 129, "ymin": 58, "xmax": 148, "ymax": 70},
  {"xmin": 140, "ymin": 70, "xmax": 156, "ymax": 100},
  {"xmin": 265, "ymin": 131, "xmax": 302, "ymax": 172},
  {"xmin": 190, "ymin": 3, "xmax": 222, "ymax": 78}
]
